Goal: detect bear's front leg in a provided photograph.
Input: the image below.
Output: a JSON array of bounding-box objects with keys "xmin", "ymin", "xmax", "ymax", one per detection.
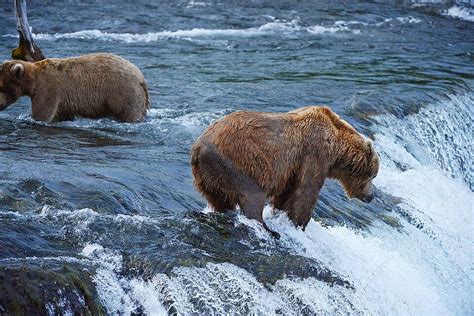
[
  {"xmin": 31, "ymin": 95, "xmax": 59, "ymax": 123},
  {"xmin": 279, "ymin": 160, "xmax": 326, "ymax": 230},
  {"xmin": 284, "ymin": 185, "xmax": 320, "ymax": 229}
]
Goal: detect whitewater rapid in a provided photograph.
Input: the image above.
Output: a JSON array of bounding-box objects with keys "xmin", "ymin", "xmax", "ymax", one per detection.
[
  {"xmin": 1, "ymin": 16, "xmax": 423, "ymax": 44},
  {"xmin": 441, "ymin": 5, "xmax": 474, "ymax": 22}
]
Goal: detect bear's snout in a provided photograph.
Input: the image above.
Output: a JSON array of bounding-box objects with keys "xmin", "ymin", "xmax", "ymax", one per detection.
[
  {"xmin": 362, "ymin": 192, "xmax": 374, "ymax": 203},
  {"xmin": 360, "ymin": 182, "xmax": 375, "ymax": 203}
]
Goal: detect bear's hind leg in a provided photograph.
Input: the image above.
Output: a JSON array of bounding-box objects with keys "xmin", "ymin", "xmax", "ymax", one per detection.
[
  {"xmin": 191, "ymin": 142, "xmax": 239, "ymax": 212},
  {"xmin": 110, "ymin": 91, "xmax": 146, "ymax": 123},
  {"xmin": 192, "ymin": 141, "xmax": 279, "ymax": 238},
  {"xmin": 202, "ymin": 190, "xmax": 236, "ymax": 213}
]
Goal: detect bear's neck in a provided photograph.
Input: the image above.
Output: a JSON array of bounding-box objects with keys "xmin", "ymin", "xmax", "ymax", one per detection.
[
  {"xmin": 328, "ymin": 134, "xmax": 360, "ymax": 180},
  {"xmin": 21, "ymin": 63, "xmax": 38, "ymax": 97}
]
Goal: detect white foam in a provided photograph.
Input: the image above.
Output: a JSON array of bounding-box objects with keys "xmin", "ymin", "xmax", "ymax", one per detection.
[
  {"xmin": 140, "ymin": 273, "xmax": 195, "ymax": 313},
  {"xmin": 375, "ymin": 166, "xmax": 474, "ymax": 279},
  {"xmin": 185, "ymin": 1, "xmax": 210, "ymax": 8},
  {"xmin": 0, "ymin": 255, "xmax": 91, "ymax": 264},
  {"xmin": 306, "ymin": 24, "xmax": 356, "ymax": 35},
  {"xmin": 128, "ymin": 279, "xmax": 168, "ymax": 316},
  {"xmin": 81, "ymin": 243, "xmax": 122, "ymax": 271},
  {"xmin": 139, "ymin": 262, "xmax": 288, "ymax": 314},
  {"xmin": 375, "ymin": 93, "xmax": 473, "ymax": 189},
  {"xmin": 146, "ymin": 107, "xmax": 232, "ymax": 130},
  {"xmin": 37, "ymin": 205, "xmax": 160, "ymax": 232},
  {"xmin": 1, "ymin": 19, "xmax": 358, "ymax": 44},
  {"xmin": 335, "ymin": 15, "xmax": 422, "ymax": 28},
  {"xmin": 372, "ymin": 93, "xmax": 474, "ymax": 288},
  {"xmin": 272, "ymin": 276, "xmax": 360, "ymax": 314},
  {"xmin": 389, "ymin": 16, "xmax": 422, "ymax": 24},
  {"xmin": 236, "ymin": 213, "xmax": 276, "ymax": 241},
  {"xmin": 0, "ymin": 210, "xmax": 26, "ymax": 218},
  {"xmin": 234, "ymin": 203, "xmax": 467, "ymax": 314},
  {"xmin": 29, "ymin": 20, "xmax": 304, "ymax": 43},
  {"xmin": 1, "ymin": 15, "xmax": 423, "ymax": 45},
  {"xmin": 44, "ymin": 289, "xmax": 75, "ymax": 316},
  {"xmin": 81, "ymin": 243, "xmax": 167, "ymax": 314},
  {"xmin": 201, "ymin": 205, "xmax": 214, "ymax": 214},
  {"xmin": 92, "ymin": 266, "xmax": 137, "ymax": 314},
  {"xmin": 39, "ymin": 205, "xmax": 99, "ymax": 236},
  {"xmin": 441, "ymin": 5, "xmax": 474, "ymax": 22},
  {"xmin": 79, "ymin": 241, "xmax": 360, "ymax": 313},
  {"xmin": 0, "ymin": 11, "xmax": 425, "ymax": 46}
]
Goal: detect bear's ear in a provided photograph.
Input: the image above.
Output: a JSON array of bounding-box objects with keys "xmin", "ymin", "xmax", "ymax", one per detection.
[
  {"xmin": 365, "ymin": 139, "xmax": 374, "ymax": 156},
  {"xmin": 10, "ymin": 63, "xmax": 25, "ymax": 81}
]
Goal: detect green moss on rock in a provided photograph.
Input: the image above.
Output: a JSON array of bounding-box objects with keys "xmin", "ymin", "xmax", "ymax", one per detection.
[{"xmin": 0, "ymin": 262, "xmax": 105, "ymax": 315}]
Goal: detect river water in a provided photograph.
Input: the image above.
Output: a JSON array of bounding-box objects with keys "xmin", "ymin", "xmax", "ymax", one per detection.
[{"xmin": 0, "ymin": 0, "xmax": 473, "ymax": 314}]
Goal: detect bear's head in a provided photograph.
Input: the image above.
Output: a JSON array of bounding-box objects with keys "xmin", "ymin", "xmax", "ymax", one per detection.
[
  {"xmin": 329, "ymin": 136, "xmax": 379, "ymax": 203},
  {"xmin": 0, "ymin": 61, "xmax": 28, "ymax": 111}
]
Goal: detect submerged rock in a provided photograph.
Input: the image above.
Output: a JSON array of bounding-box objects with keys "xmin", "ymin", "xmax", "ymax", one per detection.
[{"xmin": 0, "ymin": 262, "xmax": 105, "ymax": 315}]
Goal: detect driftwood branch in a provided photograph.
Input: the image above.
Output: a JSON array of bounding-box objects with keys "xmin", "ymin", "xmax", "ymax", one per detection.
[{"xmin": 11, "ymin": 0, "xmax": 45, "ymax": 61}]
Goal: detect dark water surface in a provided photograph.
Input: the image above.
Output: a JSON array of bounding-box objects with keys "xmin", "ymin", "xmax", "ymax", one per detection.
[{"xmin": 0, "ymin": 0, "xmax": 473, "ymax": 314}]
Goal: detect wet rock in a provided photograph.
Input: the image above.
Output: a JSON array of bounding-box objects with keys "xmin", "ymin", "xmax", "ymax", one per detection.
[{"xmin": 0, "ymin": 262, "xmax": 105, "ymax": 315}]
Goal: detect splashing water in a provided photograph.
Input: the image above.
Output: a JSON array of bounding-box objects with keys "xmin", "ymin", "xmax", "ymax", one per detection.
[
  {"xmin": 375, "ymin": 93, "xmax": 473, "ymax": 189},
  {"xmin": 441, "ymin": 5, "xmax": 474, "ymax": 22}
]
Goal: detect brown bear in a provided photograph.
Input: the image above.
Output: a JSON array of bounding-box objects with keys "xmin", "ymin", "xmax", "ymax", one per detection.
[
  {"xmin": 191, "ymin": 106, "xmax": 379, "ymax": 238},
  {"xmin": 0, "ymin": 53, "xmax": 149, "ymax": 123}
]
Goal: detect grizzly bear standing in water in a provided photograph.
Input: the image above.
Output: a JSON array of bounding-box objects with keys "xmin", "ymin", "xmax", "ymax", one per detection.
[
  {"xmin": 0, "ymin": 53, "xmax": 149, "ymax": 122},
  {"xmin": 191, "ymin": 106, "xmax": 379, "ymax": 238}
]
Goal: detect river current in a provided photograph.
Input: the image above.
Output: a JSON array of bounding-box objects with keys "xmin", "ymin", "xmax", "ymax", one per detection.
[{"xmin": 0, "ymin": 0, "xmax": 473, "ymax": 314}]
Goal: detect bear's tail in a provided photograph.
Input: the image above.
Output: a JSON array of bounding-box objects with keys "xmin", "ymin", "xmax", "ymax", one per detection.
[
  {"xmin": 141, "ymin": 82, "xmax": 150, "ymax": 109},
  {"xmin": 190, "ymin": 143, "xmax": 200, "ymax": 166}
]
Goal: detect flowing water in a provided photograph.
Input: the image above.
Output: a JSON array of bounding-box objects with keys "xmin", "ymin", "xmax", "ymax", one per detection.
[{"xmin": 0, "ymin": 0, "xmax": 473, "ymax": 314}]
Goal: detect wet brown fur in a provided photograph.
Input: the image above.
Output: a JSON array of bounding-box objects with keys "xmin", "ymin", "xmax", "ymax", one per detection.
[
  {"xmin": 0, "ymin": 53, "xmax": 149, "ymax": 122},
  {"xmin": 191, "ymin": 106, "xmax": 379, "ymax": 237}
]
